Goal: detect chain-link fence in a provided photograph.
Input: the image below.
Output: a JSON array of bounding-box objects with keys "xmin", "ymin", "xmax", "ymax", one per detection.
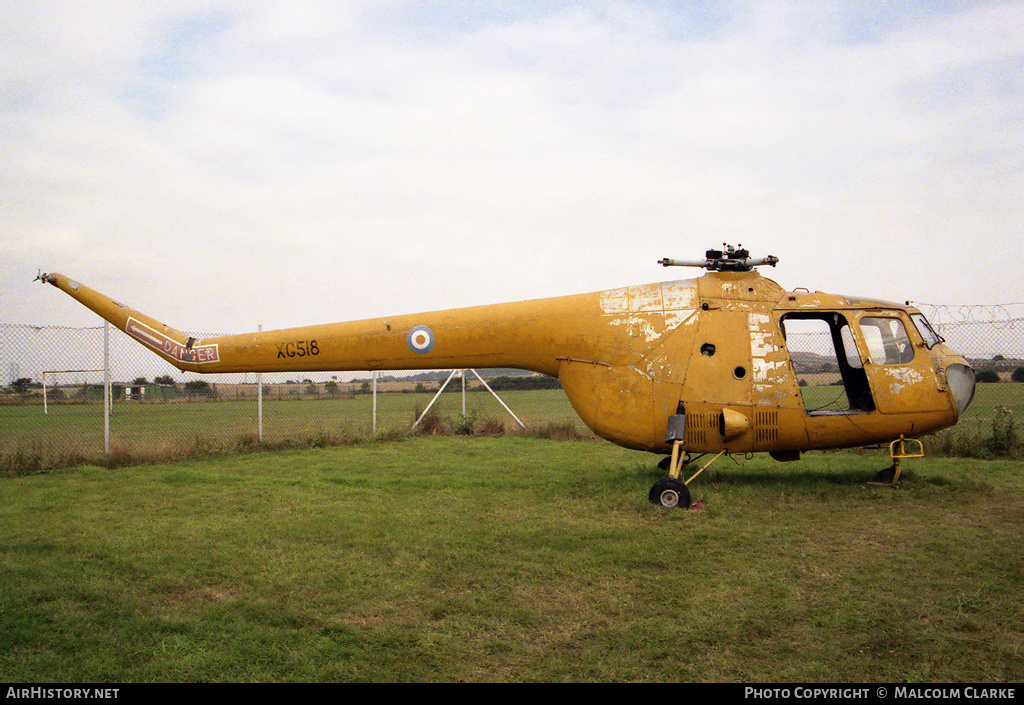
[
  {"xmin": 0, "ymin": 322, "xmax": 583, "ymax": 470},
  {"xmin": 2, "ymin": 303, "xmax": 1022, "ymax": 470}
]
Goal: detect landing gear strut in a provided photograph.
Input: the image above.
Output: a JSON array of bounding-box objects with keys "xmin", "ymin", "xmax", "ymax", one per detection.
[
  {"xmin": 649, "ymin": 444, "xmax": 726, "ymax": 509},
  {"xmin": 870, "ymin": 436, "xmax": 923, "ymax": 486}
]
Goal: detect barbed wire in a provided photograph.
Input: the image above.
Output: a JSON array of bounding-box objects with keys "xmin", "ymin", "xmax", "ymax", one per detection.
[
  {"xmin": 0, "ymin": 323, "xmax": 105, "ymax": 332},
  {"xmin": 0, "ymin": 323, "xmax": 232, "ymax": 337},
  {"xmin": 916, "ymin": 304, "xmax": 1024, "ymax": 330}
]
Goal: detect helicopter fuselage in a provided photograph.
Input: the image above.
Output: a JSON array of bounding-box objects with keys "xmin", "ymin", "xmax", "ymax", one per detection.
[{"xmin": 40, "ymin": 267, "xmax": 975, "ymax": 461}]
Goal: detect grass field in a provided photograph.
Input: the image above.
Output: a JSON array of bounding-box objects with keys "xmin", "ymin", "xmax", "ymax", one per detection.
[
  {"xmin": 0, "ymin": 389, "xmax": 583, "ymax": 472},
  {"xmin": 0, "ymin": 435, "xmax": 1021, "ymax": 682}
]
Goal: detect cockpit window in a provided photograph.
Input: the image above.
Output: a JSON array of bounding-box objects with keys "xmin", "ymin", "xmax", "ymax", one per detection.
[
  {"xmin": 859, "ymin": 317, "xmax": 914, "ymax": 364},
  {"xmin": 910, "ymin": 312, "xmax": 943, "ymax": 349}
]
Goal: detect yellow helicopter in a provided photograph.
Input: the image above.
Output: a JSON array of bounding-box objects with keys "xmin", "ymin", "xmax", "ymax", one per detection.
[{"xmin": 38, "ymin": 245, "xmax": 975, "ymax": 508}]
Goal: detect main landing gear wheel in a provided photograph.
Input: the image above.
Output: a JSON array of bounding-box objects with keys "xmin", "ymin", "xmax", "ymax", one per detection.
[{"xmin": 649, "ymin": 478, "xmax": 691, "ymax": 509}]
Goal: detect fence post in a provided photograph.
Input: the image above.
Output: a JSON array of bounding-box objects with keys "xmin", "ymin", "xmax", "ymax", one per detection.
[
  {"xmin": 257, "ymin": 325, "xmax": 263, "ymax": 442},
  {"xmin": 104, "ymin": 322, "xmax": 110, "ymax": 457},
  {"xmin": 412, "ymin": 369, "xmax": 460, "ymax": 428}
]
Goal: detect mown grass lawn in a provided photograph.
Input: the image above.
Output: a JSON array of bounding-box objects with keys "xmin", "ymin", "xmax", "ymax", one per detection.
[{"xmin": 1, "ymin": 436, "xmax": 1021, "ymax": 682}]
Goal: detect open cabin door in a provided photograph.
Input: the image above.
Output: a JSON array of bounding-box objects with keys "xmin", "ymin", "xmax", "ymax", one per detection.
[{"xmin": 780, "ymin": 312, "xmax": 874, "ymax": 415}]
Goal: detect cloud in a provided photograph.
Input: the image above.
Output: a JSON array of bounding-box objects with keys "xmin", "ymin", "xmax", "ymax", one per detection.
[{"xmin": 2, "ymin": 1, "xmax": 1022, "ymax": 336}]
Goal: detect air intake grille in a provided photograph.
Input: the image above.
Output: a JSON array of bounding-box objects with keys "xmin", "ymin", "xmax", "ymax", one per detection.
[
  {"xmin": 754, "ymin": 410, "xmax": 779, "ymax": 443},
  {"xmin": 686, "ymin": 412, "xmax": 721, "ymax": 447}
]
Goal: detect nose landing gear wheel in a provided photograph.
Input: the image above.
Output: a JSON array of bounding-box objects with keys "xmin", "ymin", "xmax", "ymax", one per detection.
[
  {"xmin": 649, "ymin": 478, "xmax": 691, "ymax": 509},
  {"xmin": 873, "ymin": 464, "xmax": 899, "ymax": 484}
]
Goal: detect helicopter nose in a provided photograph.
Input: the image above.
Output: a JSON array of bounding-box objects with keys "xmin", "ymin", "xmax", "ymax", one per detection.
[{"xmin": 946, "ymin": 363, "xmax": 976, "ymax": 417}]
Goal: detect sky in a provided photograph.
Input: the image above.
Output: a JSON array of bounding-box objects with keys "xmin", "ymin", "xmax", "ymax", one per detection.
[{"xmin": 3, "ymin": 0, "xmax": 1023, "ymax": 338}]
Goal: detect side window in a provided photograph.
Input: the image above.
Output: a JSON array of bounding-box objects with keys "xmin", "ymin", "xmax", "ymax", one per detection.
[{"xmin": 859, "ymin": 317, "xmax": 914, "ymax": 364}]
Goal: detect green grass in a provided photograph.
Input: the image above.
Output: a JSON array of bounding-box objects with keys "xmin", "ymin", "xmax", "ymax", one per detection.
[
  {"xmin": 1, "ymin": 436, "xmax": 1021, "ymax": 682},
  {"xmin": 0, "ymin": 389, "xmax": 584, "ymax": 473}
]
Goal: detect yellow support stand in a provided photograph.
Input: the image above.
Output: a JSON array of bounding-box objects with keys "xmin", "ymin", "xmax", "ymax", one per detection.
[{"xmin": 887, "ymin": 435, "xmax": 924, "ymax": 483}]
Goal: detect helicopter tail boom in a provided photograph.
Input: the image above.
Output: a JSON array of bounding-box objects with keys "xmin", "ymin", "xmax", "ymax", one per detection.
[
  {"xmin": 39, "ymin": 272, "xmax": 205, "ymax": 369},
  {"xmin": 38, "ymin": 272, "xmax": 571, "ymax": 377}
]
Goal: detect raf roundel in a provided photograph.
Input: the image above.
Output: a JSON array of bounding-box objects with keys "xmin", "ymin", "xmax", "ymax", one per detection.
[{"xmin": 406, "ymin": 325, "xmax": 435, "ymax": 354}]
